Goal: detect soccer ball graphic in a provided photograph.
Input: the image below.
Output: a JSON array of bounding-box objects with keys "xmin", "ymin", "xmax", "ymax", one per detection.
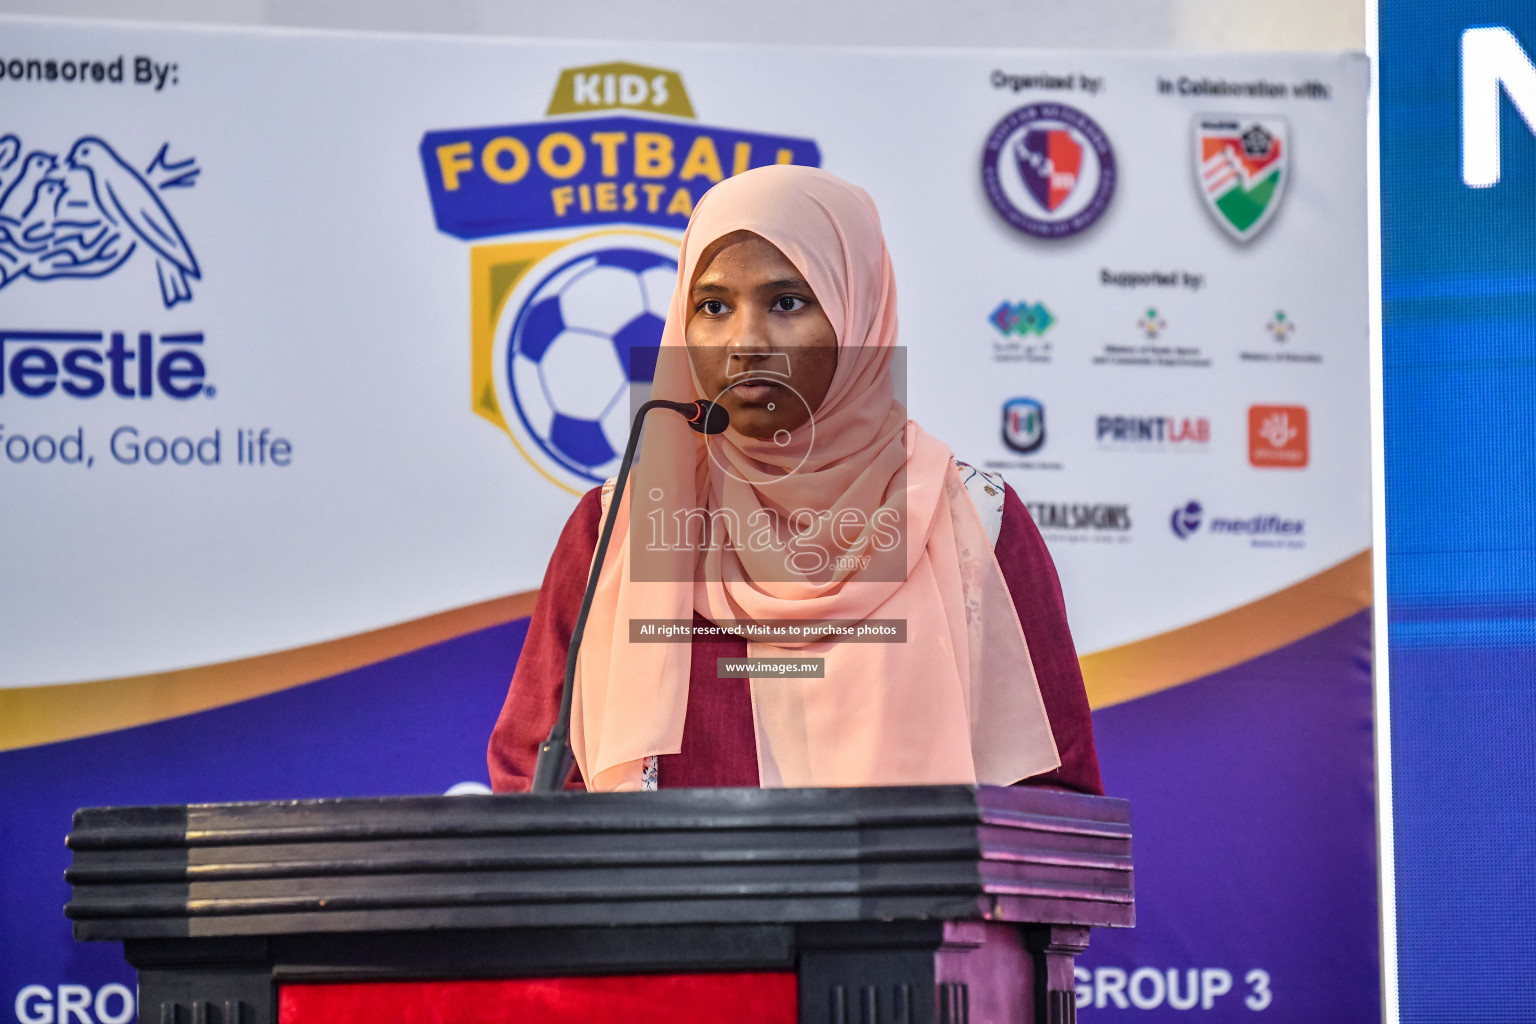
[{"xmin": 505, "ymin": 245, "xmax": 678, "ymax": 485}]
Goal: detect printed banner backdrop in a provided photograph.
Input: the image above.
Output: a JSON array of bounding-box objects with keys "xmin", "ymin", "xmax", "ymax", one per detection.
[{"xmin": 0, "ymin": 19, "xmax": 1372, "ymax": 1023}]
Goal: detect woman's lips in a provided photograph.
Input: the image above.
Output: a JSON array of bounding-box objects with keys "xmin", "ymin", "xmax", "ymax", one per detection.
[{"xmin": 727, "ymin": 379, "xmax": 783, "ymax": 404}]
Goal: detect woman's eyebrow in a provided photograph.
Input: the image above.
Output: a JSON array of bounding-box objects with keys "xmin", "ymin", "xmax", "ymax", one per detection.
[{"xmin": 692, "ymin": 276, "xmax": 811, "ymax": 296}]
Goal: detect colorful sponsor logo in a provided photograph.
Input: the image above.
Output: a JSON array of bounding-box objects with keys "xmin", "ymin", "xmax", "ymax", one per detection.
[
  {"xmin": 1240, "ymin": 309, "xmax": 1318, "ymax": 364},
  {"xmin": 990, "ymin": 300, "xmax": 1055, "ymax": 337},
  {"xmin": 1266, "ymin": 309, "xmax": 1295, "ymax": 341},
  {"xmin": 419, "ymin": 62, "xmax": 821, "ymax": 492},
  {"xmin": 1137, "ymin": 307, "xmax": 1167, "ymax": 339},
  {"xmin": 421, "ymin": 62, "xmax": 818, "ymax": 241},
  {"xmin": 1096, "ymin": 415, "xmax": 1209, "ymax": 448},
  {"xmin": 1170, "ymin": 499, "xmax": 1305, "ymax": 545},
  {"xmin": 1248, "ymin": 404, "xmax": 1309, "ymax": 468},
  {"xmin": 1002, "ymin": 397, "xmax": 1045, "ymax": 453},
  {"xmin": 981, "ymin": 103, "xmax": 1116, "ymax": 239},
  {"xmin": 0, "ymin": 133, "xmax": 201, "ymax": 307},
  {"xmin": 1195, "ymin": 116, "xmax": 1289, "ymax": 243}
]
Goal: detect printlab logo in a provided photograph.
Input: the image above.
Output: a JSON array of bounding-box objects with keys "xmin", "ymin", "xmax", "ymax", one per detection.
[
  {"xmin": 420, "ymin": 62, "xmax": 820, "ymax": 493},
  {"xmin": 981, "ymin": 102, "xmax": 1116, "ymax": 239},
  {"xmin": 1002, "ymin": 397, "xmax": 1045, "ymax": 453},
  {"xmin": 1138, "ymin": 307, "xmax": 1167, "ymax": 339},
  {"xmin": 0, "ymin": 134, "xmax": 200, "ymax": 307},
  {"xmin": 1195, "ymin": 116, "xmax": 1288, "ymax": 243},
  {"xmin": 1248, "ymin": 404, "xmax": 1308, "ymax": 468},
  {"xmin": 1096, "ymin": 415, "xmax": 1209, "ymax": 450}
]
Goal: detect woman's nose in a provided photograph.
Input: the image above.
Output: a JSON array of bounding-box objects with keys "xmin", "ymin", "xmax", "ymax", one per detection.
[{"xmin": 725, "ymin": 310, "xmax": 774, "ymax": 357}]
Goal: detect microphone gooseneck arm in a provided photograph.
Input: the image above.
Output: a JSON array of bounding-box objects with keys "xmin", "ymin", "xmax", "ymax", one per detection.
[{"xmin": 529, "ymin": 398, "xmax": 729, "ymax": 793}]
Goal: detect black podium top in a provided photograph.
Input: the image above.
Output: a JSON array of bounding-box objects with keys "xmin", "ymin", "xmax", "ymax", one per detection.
[{"xmin": 65, "ymin": 785, "xmax": 1132, "ymax": 942}]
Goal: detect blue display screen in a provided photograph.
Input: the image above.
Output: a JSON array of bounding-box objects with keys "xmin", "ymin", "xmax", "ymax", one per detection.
[{"xmin": 1380, "ymin": 2, "xmax": 1536, "ymax": 1018}]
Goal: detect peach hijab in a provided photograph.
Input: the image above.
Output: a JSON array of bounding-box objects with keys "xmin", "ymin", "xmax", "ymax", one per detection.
[{"xmin": 571, "ymin": 164, "xmax": 1059, "ymax": 791}]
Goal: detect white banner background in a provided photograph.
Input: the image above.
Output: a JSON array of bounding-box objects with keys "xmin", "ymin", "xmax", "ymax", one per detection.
[{"xmin": 0, "ymin": 18, "xmax": 1368, "ymax": 689}]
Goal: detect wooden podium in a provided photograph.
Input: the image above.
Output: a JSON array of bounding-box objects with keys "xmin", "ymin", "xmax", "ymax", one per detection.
[{"xmin": 64, "ymin": 785, "xmax": 1132, "ymax": 1024}]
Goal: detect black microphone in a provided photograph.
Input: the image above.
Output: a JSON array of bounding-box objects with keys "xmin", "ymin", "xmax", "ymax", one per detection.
[
  {"xmin": 530, "ymin": 398, "xmax": 730, "ymax": 792},
  {"xmin": 677, "ymin": 398, "xmax": 731, "ymax": 435}
]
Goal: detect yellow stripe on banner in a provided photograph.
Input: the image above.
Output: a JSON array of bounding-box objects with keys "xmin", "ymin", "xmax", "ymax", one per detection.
[
  {"xmin": 0, "ymin": 590, "xmax": 540, "ymax": 753},
  {"xmin": 1080, "ymin": 549, "xmax": 1372, "ymax": 709},
  {"xmin": 0, "ymin": 551, "xmax": 1370, "ymax": 752}
]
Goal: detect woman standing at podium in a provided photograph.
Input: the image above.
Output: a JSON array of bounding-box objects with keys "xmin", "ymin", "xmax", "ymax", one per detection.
[{"xmin": 490, "ymin": 165, "xmax": 1101, "ymax": 796}]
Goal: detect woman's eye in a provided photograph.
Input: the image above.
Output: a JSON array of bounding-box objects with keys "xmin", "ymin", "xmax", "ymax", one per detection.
[
  {"xmin": 700, "ymin": 299, "xmax": 726, "ymax": 315},
  {"xmin": 773, "ymin": 296, "xmax": 807, "ymax": 312}
]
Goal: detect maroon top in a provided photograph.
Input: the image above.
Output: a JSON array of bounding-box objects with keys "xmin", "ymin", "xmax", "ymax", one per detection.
[{"xmin": 489, "ymin": 482, "xmax": 1103, "ymax": 795}]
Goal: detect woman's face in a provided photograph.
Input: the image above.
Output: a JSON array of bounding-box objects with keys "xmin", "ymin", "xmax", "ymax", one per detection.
[{"xmin": 685, "ymin": 231, "xmax": 838, "ymax": 441}]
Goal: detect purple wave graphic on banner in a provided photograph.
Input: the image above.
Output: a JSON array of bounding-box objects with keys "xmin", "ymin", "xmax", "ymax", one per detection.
[
  {"xmin": 1082, "ymin": 610, "xmax": 1377, "ymax": 1022},
  {"xmin": 0, "ymin": 622, "xmax": 528, "ymax": 1020},
  {"xmin": 0, "ymin": 611, "xmax": 1375, "ymax": 1023}
]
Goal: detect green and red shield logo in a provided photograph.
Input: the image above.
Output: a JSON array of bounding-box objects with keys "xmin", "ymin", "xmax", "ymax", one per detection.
[{"xmin": 1195, "ymin": 116, "xmax": 1288, "ymax": 243}]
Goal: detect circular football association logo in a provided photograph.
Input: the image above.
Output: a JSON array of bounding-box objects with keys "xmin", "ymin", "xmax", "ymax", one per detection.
[
  {"xmin": 495, "ymin": 232, "xmax": 679, "ymax": 491},
  {"xmin": 981, "ymin": 103, "xmax": 1116, "ymax": 239}
]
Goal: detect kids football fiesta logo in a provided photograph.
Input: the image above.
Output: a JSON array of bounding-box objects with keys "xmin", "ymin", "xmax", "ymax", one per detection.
[
  {"xmin": 1195, "ymin": 116, "xmax": 1289, "ymax": 242},
  {"xmin": 419, "ymin": 62, "xmax": 819, "ymax": 493},
  {"xmin": 981, "ymin": 103, "xmax": 1116, "ymax": 239}
]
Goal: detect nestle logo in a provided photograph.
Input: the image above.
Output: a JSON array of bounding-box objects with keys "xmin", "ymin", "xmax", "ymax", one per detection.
[{"xmin": 0, "ymin": 330, "xmax": 211, "ymax": 398}]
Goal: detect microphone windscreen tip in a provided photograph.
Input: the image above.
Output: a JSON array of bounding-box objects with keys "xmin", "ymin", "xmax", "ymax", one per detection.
[{"xmin": 691, "ymin": 400, "xmax": 731, "ymax": 435}]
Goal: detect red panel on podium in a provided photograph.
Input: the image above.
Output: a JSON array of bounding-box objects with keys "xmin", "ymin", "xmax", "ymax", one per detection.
[{"xmin": 279, "ymin": 971, "xmax": 798, "ymax": 1024}]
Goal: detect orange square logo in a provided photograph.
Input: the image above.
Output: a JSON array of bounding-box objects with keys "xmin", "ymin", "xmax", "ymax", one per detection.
[{"xmin": 1248, "ymin": 405, "xmax": 1308, "ymax": 468}]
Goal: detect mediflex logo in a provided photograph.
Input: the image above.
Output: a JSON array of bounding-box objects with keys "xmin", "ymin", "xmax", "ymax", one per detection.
[{"xmin": 1463, "ymin": 26, "xmax": 1536, "ymax": 188}]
